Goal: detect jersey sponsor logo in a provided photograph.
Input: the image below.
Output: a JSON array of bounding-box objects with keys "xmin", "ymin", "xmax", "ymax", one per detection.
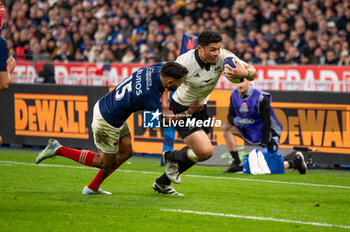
[
  {"xmin": 135, "ymin": 69, "xmax": 143, "ymax": 95},
  {"xmin": 143, "ymin": 109, "xmax": 161, "ymax": 128},
  {"xmin": 146, "ymin": 67, "xmax": 154, "ymax": 90},
  {"xmin": 14, "ymin": 94, "xmax": 89, "ymax": 139},
  {"xmin": 236, "ymin": 118, "xmax": 255, "ymax": 125},
  {"xmin": 202, "ymin": 78, "xmax": 213, "ymax": 83},
  {"xmin": 239, "ymin": 102, "xmax": 248, "ymax": 116}
]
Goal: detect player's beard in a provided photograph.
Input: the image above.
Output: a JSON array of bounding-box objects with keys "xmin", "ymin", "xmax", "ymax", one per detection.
[{"xmin": 168, "ymin": 85, "xmax": 177, "ymax": 92}]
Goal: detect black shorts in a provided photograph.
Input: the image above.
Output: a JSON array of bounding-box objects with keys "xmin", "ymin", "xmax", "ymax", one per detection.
[{"xmin": 170, "ymin": 100, "xmax": 213, "ymax": 139}]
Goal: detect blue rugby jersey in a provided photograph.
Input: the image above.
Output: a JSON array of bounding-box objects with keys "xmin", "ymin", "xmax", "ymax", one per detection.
[
  {"xmin": 0, "ymin": 37, "xmax": 8, "ymax": 71},
  {"xmin": 99, "ymin": 63, "xmax": 165, "ymax": 127}
]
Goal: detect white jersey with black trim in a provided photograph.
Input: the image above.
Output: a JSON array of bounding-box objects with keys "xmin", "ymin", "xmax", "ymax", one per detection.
[{"xmin": 173, "ymin": 48, "xmax": 243, "ymax": 106}]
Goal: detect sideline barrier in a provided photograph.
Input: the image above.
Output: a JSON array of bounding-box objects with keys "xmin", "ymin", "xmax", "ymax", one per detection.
[
  {"xmin": 0, "ymin": 84, "xmax": 349, "ymax": 166},
  {"xmin": 12, "ymin": 62, "xmax": 350, "ymax": 92}
]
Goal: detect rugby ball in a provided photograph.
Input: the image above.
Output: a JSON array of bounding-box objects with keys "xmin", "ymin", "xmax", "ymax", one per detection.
[{"xmin": 223, "ymin": 57, "xmax": 243, "ymax": 84}]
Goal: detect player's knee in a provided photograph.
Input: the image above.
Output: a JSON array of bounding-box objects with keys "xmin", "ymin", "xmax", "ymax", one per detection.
[
  {"xmin": 117, "ymin": 147, "xmax": 133, "ymax": 164},
  {"xmin": 93, "ymin": 155, "xmax": 114, "ymax": 170},
  {"xmin": 126, "ymin": 150, "xmax": 133, "ymax": 158},
  {"xmin": 99, "ymin": 161, "xmax": 114, "ymax": 170},
  {"xmin": 125, "ymin": 145, "xmax": 133, "ymax": 158},
  {"xmin": 119, "ymin": 151, "xmax": 133, "ymax": 162},
  {"xmin": 92, "ymin": 155, "xmax": 103, "ymax": 167},
  {"xmin": 195, "ymin": 147, "xmax": 213, "ymax": 162}
]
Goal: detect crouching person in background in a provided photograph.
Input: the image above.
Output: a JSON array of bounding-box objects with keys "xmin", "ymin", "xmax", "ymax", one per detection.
[{"xmin": 221, "ymin": 79, "xmax": 307, "ymax": 174}]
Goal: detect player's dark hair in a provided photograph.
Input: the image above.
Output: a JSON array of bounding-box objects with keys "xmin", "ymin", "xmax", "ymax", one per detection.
[
  {"xmin": 161, "ymin": 61, "xmax": 188, "ymax": 79},
  {"xmin": 198, "ymin": 30, "xmax": 222, "ymax": 47}
]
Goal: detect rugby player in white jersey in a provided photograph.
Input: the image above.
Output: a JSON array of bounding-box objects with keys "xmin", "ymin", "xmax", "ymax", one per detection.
[{"xmin": 153, "ymin": 30, "xmax": 257, "ymax": 195}]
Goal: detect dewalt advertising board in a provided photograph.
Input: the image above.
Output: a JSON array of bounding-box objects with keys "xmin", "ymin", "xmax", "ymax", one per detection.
[
  {"xmin": 0, "ymin": 84, "xmax": 107, "ymax": 150},
  {"xmin": 1, "ymin": 84, "xmax": 349, "ymax": 164},
  {"xmin": 14, "ymin": 93, "xmax": 89, "ymax": 139},
  {"xmin": 126, "ymin": 90, "xmax": 350, "ymax": 157}
]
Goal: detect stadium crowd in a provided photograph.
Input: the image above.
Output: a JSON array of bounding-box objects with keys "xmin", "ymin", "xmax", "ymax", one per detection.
[{"xmin": 0, "ymin": 0, "xmax": 349, "ymax": 66}]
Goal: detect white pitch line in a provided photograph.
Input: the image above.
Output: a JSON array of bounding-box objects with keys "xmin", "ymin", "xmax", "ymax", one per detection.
[
  {"xmin": 184, "ymin": 174, "xmax": 350, "ymax": 189},
  {"xmin": 161, "ymin": 209, "xmax": 350, "ymax": 229},
  {"xmin": 0, "ymin": 160, "xmax": 350, "ymax": 190}
]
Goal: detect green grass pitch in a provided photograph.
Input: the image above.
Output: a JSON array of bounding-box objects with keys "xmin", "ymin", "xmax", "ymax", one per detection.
[{"xmin": 1, "ymin": 148, "xmax": 350, "ymax": 232}]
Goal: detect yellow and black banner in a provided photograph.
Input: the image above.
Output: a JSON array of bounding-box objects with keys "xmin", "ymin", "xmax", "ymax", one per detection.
[
  {"xmin": 273, "ymin": 102, "xmax": 350, "ymax": 154},
  {"xmin": 14, "ymin": 93, "xmax": 89, "ymax": 139},
  {"xmin": 0, "ymin": 84, "xmax": 107, "ymax": 150}
]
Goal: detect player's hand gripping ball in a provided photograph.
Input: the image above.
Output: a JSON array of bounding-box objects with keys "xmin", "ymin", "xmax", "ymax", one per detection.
[{"xmin": 223, "ymin": 57, "xmax": 244, "ymax": 84}]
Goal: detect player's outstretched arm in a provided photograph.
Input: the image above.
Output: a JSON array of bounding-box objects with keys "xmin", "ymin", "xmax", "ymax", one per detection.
[
  {"xmin": 184, "ymin": 100, "xmax": 204, "ymax": 115},
  {"xmin": 161, "ymin": 99, "xmax": 203, "ymax": 122}
]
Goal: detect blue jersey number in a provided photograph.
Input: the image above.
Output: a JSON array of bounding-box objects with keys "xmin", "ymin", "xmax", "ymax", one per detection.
[{"xmin": 115, "ymin": 75, "xmax": 132, "ymax": 101}]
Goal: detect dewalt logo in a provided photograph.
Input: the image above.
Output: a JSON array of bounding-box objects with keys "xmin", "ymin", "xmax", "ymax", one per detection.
[
  {"xmin": 14, "ymin": 94, "xmax": 89, "ymax": 139},
  {"xmin": 273, "ymin": 102, "xmax": 350, "ymax": 154}
]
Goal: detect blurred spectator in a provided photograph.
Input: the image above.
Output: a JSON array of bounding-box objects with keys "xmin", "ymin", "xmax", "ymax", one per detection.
[
  {"xmin": 32, "ymin": 42, "xmax": 49, "ymax": 68},
  {"xmin": 74, "ymin": 50, "xmax": 88, "ymax": 62},
  {"xmin": 138, "ymin": 44, "xmax": 149, "ymax": 64},
  {"xmin": 290, "ymin": 30, "xmax": 308, "ymax": 52},
  {"xmin": 93, "ymin": 45, "xmax": 102, "ymax": 62},
  {"xmin": 146, "ymin": 52, "xmax": 157, "ymax": 64},
  {"xmin": 314, "ymin": 47, "xmax": 326, "ymax": 64},
  {"xmin": 285, "ymin": 46, "xmax": 300, "ymax": 64},
  {"xmin": 167, "ymin": 51, "xmax": 177, "ymax": 61},
  {"xmin": 115, "ymin": 39, "xmax": 128, "ymax": 62},
  {"xmin": 267, "ymin": 49, "xmax": 285, "ymax": 65},
  {"xmin": 338, "ymin": 50, "xmax": 350, "ymax": 66},
  {"xmin": 98, "ymin": 48, "xmax": 115, "ymax": 63},
  {"xmin": 337, "ymin": 7, "xmax": 350, "ymax": 30},
  {"xmin": 83, "ymin": 41, "xmax": 95, "ymax": 63},
  {"xmin": 325, "ymin": 49, "xmax": 339, "ymax": 65},
  {"xmin": 52, "ymin": 40, "xmax": 74, "ymax": 62},
  {"xmin": 119, "ymin": 17, "xmax": 133, "ymax": 41},
  {"xmin": 300, "ymin": 52, "xmax": 312, "ymax": 65},
  {"xmin": 122, "ymin": 47, "xmax": 136, "ymax": 63}
]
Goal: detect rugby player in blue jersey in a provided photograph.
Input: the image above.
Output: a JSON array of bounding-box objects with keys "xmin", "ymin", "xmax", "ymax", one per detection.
[
  {"xmin": 0, "ymin": 2, "xmax": 16, "ymax": 91},
  {"xmin": 0, "ymin": 2, "xmax": 16, "ymax": 146},
  {"xmin": 35, "ymin": 62, "xmax": 203, "ymax": 195}
]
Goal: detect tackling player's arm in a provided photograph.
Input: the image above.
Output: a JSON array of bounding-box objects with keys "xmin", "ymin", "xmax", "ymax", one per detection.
[{"xmin": 161, "ymin": 90, "xmax": 203, "ymax": 121}]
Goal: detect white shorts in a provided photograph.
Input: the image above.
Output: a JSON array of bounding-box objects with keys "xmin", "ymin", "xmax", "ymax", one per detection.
[{"xmin": 91, "ymin": 101, "xmax": 130, "ymax": 154}]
